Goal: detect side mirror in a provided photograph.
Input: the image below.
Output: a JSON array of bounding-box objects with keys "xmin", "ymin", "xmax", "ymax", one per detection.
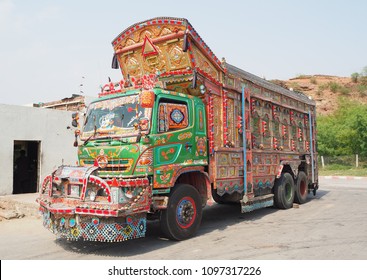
[
  {"xmin": 73, "ymin": 129, "xmax": 80, "ymax": 147},
  {"xmin": 72, "ymin": 112, "xmax": 79, "ymax": 127}
]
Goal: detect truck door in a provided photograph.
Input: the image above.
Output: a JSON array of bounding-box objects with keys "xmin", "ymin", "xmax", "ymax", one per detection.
[{"xmin": 152, "ymin": 96, "xmax": 207, "ymax": 189}]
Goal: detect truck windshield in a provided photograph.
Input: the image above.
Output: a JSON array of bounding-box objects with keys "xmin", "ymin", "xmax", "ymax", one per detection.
[{"xmin": 81, "ymin": 94, "xmax": 152, "ymax": 140}]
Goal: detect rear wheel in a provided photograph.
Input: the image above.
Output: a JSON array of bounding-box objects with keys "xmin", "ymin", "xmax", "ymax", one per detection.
[
  {"xmin": 160, "ymin": 184, "xmax": 202, "ymax": 241},
  {"xmin": 273, "ymin": 172, "xmax": 295, "ymax": 209},
  {"xmin": 294, "ymin": 171, "xmax": 308, "ymax": 204}
]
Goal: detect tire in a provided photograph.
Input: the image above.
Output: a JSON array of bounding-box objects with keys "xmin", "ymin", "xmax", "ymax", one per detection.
[
  {"xmin": 294, "ymin": 171, "xmax": 308, "ymax": 204},
  {"xmin": 273, "ymin": 172, "xmax": 295, "ymax": 209},
  {"xmin": 160, "ymin": 184, "xmax": 202, "ymax": 241}
]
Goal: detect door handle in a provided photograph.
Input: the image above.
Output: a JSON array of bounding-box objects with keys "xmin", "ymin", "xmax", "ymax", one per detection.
[{"xmin": 185, "ymin": 142, "xmax": 193, "ymax": 150}]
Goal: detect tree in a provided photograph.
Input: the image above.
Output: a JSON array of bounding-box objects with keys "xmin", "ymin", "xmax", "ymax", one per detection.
[
  {"xmin": 351, "ymin": 72, "xmax": 359, "ymax": 83},
  {"xmin": 317, "ymin": 98, "xmax": 367, "ymax": 157},
  {"xmin": 351, "ymin": 114, "xmax": 367, "ymax": 156}
]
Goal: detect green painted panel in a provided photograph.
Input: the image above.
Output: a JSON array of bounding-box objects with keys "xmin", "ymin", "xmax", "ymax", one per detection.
[{"xmin": 155, "ymin": 144, "xmax": 182, "ymax": 165}]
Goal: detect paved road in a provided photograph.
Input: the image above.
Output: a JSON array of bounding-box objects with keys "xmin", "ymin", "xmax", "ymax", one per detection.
[{"xmin": 0, "ymin": 177, "xmax": 366, "ymax": 260}]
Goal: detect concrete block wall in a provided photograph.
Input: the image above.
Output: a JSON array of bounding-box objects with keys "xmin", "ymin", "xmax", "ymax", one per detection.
[{"xmin": 0, "ymin": 104, "xmax": 78, "ymax": 195}]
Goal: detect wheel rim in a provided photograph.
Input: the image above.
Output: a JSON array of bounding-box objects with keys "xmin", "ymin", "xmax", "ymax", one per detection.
[
  {"xmin": 300, "ymin": 179, "xmax": 307, "ymax": 196},
  {"xmin": 176, "ymin": 196, "xmax": 196, "ymax": 229},
  {"xmin": 285, "ymin": 182, "xmax": 293, "ymax": 202}
]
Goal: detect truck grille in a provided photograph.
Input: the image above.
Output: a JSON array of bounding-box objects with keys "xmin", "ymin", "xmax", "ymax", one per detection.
[{"xmin": 81, "ymin": 159, "xmax": 133, "ymax": 172}]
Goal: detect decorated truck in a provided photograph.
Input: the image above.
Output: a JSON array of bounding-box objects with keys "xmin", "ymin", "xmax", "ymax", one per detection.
[{"xmin": 38, "ymin": 17, "xmax": 318, "ymax": 242}]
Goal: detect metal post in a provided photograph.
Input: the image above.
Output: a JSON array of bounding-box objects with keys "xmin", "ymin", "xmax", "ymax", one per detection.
[
  {"xmin": 356, "ymin": 154, "xmax": 359, "ymax": 168},
  {"xmin": 309, "ymin": 111, "xmax": 315, "ymax": 183},
  {"xmin": 242, "ymin": 86, "xmax": 247, "ymax": 194}
]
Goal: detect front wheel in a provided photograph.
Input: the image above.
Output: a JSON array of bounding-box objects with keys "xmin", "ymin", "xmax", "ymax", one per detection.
[
  {"xmin": 273, "ymin": 172, "xmax": 295, "ymax": 209},
  {"xmin": 160, "ymin": 184, "xmax": 202, "ymax": 241}
]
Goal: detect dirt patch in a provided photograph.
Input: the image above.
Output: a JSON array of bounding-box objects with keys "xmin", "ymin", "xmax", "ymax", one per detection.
[
  {"xmin": 0, "ymin": 199, "xmax": 38, "ymax": 221},
  {"xmin": 272, "ymin": 75, "xmax": 367, "ymax": 116}
]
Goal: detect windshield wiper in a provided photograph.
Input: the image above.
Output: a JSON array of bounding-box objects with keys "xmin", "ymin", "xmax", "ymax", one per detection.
[
  {"xmin": 118, "ymin": 137, "xmax": 129, "ymax": 143},
  {"xmin": 136, "ymin": 131, "xmax": 142, "ymax": 143},
  {"xmin": 83, "ymin": 116, "xmax": 97, "ymax": 145}
]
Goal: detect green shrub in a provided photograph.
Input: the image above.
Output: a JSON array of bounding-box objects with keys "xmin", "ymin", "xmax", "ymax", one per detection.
[
  {"xmin": 360, "ymin": 76, "xmax": 367, "ymax": 85},
  {"xmin": 328, "ymin": 82, "xmax": 340, "ymax": 93},
  {"xmin": 339, "ymin": 86, "xmax": 350, "ymax": 95},
  {"xmin": 289, "ymin": 82, "xmax": 302, "ymax": 91},
  {"xmin": 318, "ymin": 83, "xmax": 328, "ymax": 91},
  {"xmin": 351, "ymin": 72, "xmax": 359, "ymax": 83},
  {"xmin": 358, "ymin": 84, "xmax": 367, "ymax": 96},
  {"xmin": 295, "ymin": 74, "xmax": 307, "ymax": 79},
  {"xmin": 317, "ymin": 99, "xmax": 367, "ymax": 157}
]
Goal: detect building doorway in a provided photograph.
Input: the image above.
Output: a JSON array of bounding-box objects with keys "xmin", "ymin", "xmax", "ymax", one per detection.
[{"xmin": 13, "ymin": 140, "xmax": 41, "ymax": 194}]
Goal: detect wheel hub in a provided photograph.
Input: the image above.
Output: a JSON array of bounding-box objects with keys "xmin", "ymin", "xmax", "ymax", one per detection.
[{"xmin": 176, "ymin": 198, "xmax": 196, "ymax": 228}]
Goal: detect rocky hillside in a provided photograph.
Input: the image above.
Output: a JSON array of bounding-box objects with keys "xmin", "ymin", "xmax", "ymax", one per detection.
[{"xmin": 271, "ymin": 75, "xmax": 367, "ymax": 115}]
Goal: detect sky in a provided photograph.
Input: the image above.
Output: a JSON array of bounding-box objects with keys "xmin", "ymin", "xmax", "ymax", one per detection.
[{"xmin": 1, "ymin": 0, "xmax": 366, "ymax": 106}]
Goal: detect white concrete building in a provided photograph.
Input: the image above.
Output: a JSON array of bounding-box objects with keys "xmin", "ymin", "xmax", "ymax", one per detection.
[{"xmin": 0, "ymin": 104, "xmax": 79, "ymax": 195}]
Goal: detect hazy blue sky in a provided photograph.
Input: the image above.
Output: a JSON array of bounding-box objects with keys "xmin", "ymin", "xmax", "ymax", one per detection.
[{"xmin": 1, "ymin": 0, "xmax": 366, "ymax": 105}]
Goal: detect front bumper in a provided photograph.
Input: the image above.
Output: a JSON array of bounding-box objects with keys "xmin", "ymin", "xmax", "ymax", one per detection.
[
  {"xmin": 38, "ymin": 165, "xmax": 152, "ymax": 242},
  {"xmin": 39, "ymin": 206, "xmax": 146, "ymax": 242}
]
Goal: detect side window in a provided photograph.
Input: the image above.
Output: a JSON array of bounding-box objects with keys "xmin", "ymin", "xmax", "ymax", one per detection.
[{"xmin": 158, "ymin": 102, "xmax": 189, "ymax": 133}]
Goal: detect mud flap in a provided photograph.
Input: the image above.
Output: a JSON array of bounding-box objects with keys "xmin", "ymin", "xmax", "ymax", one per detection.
[{"xmin": 241, "ymin": 194, "xmax": 274, "ymax": 213}]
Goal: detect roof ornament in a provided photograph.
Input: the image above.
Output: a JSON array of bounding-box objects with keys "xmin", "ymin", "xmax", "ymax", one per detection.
[{"xmin": 142, "ymin": 35, "xmax": 159, "ymax": 58}]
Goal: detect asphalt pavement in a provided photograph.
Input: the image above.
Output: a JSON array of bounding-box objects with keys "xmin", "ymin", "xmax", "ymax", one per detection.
[{"xmin": 1, "ymin": 176, "xmax": 366, "ymax": 220}]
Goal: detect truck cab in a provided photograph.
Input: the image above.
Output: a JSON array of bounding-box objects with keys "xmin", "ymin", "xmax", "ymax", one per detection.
[{"xmin": 38, "ymin": 87, "xmax": 210, "ymax": 242}]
